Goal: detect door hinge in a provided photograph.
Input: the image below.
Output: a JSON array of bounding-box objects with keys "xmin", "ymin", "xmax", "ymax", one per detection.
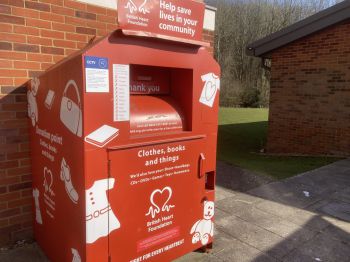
[{"xmin": 108, "ymin": 159, "xmax": 111, "ymax": 178}]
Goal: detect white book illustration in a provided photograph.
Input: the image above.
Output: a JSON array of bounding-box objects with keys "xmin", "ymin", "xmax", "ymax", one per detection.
[
  {"xmin": 85, "ymin": 125, "xmax": 119, "ymax": 148},
  {"xmin": 45, "ymin": 90, "xmax": 55, "ymax": 110}
]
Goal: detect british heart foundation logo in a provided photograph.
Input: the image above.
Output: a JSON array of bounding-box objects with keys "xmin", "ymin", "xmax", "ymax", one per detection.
[
  {"xmin": 124, "ymin": 0, "xmax": 150, "ymax": 14},
  {"xmin": 145, "ymin": 187, "xmax": 175, "ymax": 219}
]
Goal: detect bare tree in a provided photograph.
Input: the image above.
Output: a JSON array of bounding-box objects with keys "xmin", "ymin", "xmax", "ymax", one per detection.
[{"xmin": 212, "ymin": 0, "xmax": 340, "ymax": 107}]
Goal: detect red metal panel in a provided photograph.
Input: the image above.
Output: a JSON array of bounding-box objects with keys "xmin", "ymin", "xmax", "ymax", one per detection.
[
  {"xmin": 29, "ymin": 29, "xmax": 220, "ymax": 262},
  {"xmin": 108, "ymin": 138, "xmax": 211, "ymax": 261}
]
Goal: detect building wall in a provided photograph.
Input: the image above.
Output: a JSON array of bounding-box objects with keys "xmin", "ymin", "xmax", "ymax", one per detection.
[
  {"xmin": 0, "ymin": 0, "xmax": 215, "ymax": 246},
  {"xmin": 267, "ymin": 19, "xmax": 350, "ymax": 156}
]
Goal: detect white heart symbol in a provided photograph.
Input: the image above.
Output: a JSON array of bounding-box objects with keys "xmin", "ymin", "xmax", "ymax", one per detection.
[
  {"xmin": 205, "ymin": 81, "xmax": 216, "ymax": 101},
  {"xmin": 150, "ymin": 187, "xmax": 172, "ymax": 211}
]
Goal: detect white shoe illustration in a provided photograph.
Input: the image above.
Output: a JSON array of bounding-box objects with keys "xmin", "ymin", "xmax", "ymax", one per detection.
[
  {"xmin": 71, "ymin": 248, "xmax": 81, "ymax": 262},
  {"xmin": 60, "ymin": 158, "xmax": 79, "ymax": 204},
  {"xmin": 33, "ymin": 188, "xmax": 43, "ymax": 225}
]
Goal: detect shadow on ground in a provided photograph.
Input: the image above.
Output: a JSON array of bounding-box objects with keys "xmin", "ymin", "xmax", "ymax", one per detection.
[{"xmin": 194, "ymin": 159, "xmax": 350, "ymax": 262}]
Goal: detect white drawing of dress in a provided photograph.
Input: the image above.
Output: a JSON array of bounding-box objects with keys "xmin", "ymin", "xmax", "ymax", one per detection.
[
  {"xmin": 33, "ymin": 188, "xmax": 43, "ymax": 225},
  {"xmin": 60, "ymin": 80, "xmax": 82, "ymax": 137},
  {"xmin": 60, "ymin": 158, "xmax": 79, "ymax": 204},
  {"xmin": 190, "ymin": 201, "xmax": 214, "ymax": 245},
  {"xmin": 71, "ymin": 248, "xmax": 81, "ymax": 262},
  {"xmin": 199, "ymin": 73, "xmax": 220, "ymax": 108},
  {"xmin": 86, "ymin": 178, "xmax": 120, "ymax": 244}
]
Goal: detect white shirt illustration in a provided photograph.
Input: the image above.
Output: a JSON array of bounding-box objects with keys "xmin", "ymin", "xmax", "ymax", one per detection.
[
  {"xmin": 199, "ymin": 73, "xmax": 220, "ymax": 108},
  {"xmin": 33, "ymin": 188, "xmax": 43, "ymax": 225},
  {"xmin": 86, "ymin": 178, "xmax": 120, "ymax": 244}
]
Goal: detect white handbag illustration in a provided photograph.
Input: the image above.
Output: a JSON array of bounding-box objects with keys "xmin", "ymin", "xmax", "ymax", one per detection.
[{"xmin": 60, "ymin": 80, "xmax": 82, "ymax": 137}]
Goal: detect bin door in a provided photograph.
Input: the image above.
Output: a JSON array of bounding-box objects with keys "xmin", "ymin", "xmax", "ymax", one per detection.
[{"xmin": 107, "ymin": 136, "xmax": 207, "ymax": 261}]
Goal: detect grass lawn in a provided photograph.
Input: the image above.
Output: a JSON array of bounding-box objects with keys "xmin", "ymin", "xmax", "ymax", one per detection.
[{"xmin": 218, "ymin": 108, "xmax": 341, "ymax": 180}]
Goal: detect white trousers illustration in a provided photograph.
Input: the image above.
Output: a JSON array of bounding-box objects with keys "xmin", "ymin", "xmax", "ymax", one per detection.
[
  {"xmin": 33, "ymin": 188, "xmax": 42, "ymax": 224},
  {"xmin": 86, "ymin": 178, "xmax": 120, "ymax": 243}
]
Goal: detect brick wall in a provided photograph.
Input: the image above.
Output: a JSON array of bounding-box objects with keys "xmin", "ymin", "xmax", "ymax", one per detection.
[
  {"xmin": 0, "ymin": 0, "xmax": 215, "ymax": 246},
  {"xmin": 267, "ymin": 19, "xmax": 350, "ymax": 156}
]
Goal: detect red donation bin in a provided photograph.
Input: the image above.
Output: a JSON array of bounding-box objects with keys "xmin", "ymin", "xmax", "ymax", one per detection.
[{"xmin": 27, "ymin": 28, "xmax": 220, "ymax": 261}]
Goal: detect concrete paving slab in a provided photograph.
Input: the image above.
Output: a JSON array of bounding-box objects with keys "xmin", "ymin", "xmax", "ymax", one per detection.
[
  {"xmin": 286, "ymin": 232, "xmax": 350, "ymax": 262},
  {"xmin": 320, "ymin": 201, "xmax": 350, "ymax": 222},
  {"xmin": 214, "ymin": 208, "xmax": 232, "ymax": 222},
  {"xmin": 321, "ymin": 223, "xmax": 350, "ymax": 245},
  {"xmin": 215, "ymin": 215, "xmax": 288, "ymax": 257},
  {"xmin": 214, "ymin": 242, "xmax": 276, "ymax": 262},
  {"xmin": 233, "ymin": 206, "xmax": 313, "ymax": 239},
  {"xmin": 331, "ymin": 187, "xmax": 350, "ymax": 203},
  {"xmin": 286, "ymin": 173, "xmax": 345, "ymax": 196},
  {"xmin": 0, "ymin": 243, "xmax": 48, "ymax": 262},
  {"xmin": 282, "ymin": 248, "xmax": 321, "ymax": 262},
  {"xmin": 175, "ymin": 251, "xmax": 222, "ymax": 262},
  {"xmin": 248, "ymin": 181, "xmax": 325, "ymax": 209},
  {"xmin": 215, "ymin": 186, "xmax": 236, "ymax": 202},
  {"xmin": 254, "ymin": 199, "xmax": 332, "ymax": 232},
  {"xmin": 216, "ymin": 196, "xmax": 253, "ymax": 216}
]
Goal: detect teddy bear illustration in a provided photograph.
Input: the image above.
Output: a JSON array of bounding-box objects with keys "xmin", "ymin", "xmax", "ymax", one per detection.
[{"xmin": 190, "ymin": 201, "xmax": 214, "ymax": 245}]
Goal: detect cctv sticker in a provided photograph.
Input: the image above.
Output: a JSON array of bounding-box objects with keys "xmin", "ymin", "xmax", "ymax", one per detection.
[{"xmin": 85, "ymin": 56, "xmax": 110, "ymax": 93}]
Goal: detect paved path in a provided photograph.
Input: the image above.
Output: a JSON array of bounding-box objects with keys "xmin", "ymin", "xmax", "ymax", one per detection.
[
  {"xmin": 1, "ymin": 160, "xmax": 349, "ymax": 262},
  {"xmin": 177, "ymin": 159, "xmax": 350, "ymax": 261}
]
